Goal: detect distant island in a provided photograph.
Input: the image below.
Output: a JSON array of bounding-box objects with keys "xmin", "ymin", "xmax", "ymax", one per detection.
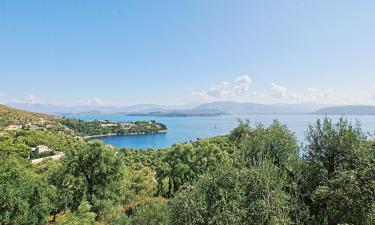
[
  {"xmin": 313, "ymin": 105, "xmax": 375, "ymax": 115},
  {"xmin": 120, "ymin": 110, "xmax": 226, "ymax": 117}
]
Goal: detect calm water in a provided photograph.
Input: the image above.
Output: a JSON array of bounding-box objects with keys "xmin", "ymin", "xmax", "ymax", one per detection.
[{"xmin": 71, "ymin": 114, "xmax": 375, "ymax": 149}]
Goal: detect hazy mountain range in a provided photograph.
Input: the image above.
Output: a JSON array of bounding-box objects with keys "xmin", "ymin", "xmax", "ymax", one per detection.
[
  {"xmin": 314, "ymin": 105, "xmax": 375, "ymax": 115},
  {"xmin": 5, "ymin": 102, "xmax": 375, "ymax": 116}
]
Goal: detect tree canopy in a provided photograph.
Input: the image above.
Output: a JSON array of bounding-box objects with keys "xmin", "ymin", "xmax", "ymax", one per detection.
[{"xmin": 1, "ymin": 116, "xmax": 375, "ymax": 224}]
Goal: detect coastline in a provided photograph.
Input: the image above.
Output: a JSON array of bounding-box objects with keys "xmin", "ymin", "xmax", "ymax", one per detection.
[{"xmin": 84, "ymin": 129, "xmax": 167, "ymax": 139}]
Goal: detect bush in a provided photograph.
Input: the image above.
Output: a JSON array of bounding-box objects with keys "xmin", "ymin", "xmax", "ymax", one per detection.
[{"xmin": 130, "ymin": 202, "xmax": 170, "ymax": 225}]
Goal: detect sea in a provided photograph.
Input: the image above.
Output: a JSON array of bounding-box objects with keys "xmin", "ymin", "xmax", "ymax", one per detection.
[{"xmin": 70, "ymin": 114, "xmax": 375, "ymax": 150}]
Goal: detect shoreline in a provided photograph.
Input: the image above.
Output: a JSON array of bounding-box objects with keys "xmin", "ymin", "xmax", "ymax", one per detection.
[{"xmin": 84, "ymin": 130, "xmax": 167, "ymax": 139}]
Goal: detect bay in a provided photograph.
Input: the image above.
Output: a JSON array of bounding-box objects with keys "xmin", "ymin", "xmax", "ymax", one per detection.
[{"xmin": 71, "ymin": 114, "xmax": 375, "ymax": 149}]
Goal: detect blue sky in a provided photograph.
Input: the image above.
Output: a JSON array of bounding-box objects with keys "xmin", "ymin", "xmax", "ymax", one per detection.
[{"xmin": 0, "ymin": 0, "xmax": 375, "ymax": 106}]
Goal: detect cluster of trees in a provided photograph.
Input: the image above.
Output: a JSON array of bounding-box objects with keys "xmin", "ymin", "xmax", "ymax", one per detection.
[
  {"xmin": 0, "ymin": 139, "xmax": 164, "ymax": 224},
  {"xmin": 169, "ymin": 119, "xmax": 375, "ymax": 224},
  {"xmin": 0, "ymin": 129, "xmax": 84, "ymax": 159},
  {"xmin": 60, "ymin": 118, "xmax": 167, "ymax": 136},
  {"xmin": 1, "ymin": 117, "xmax": 375, "ymax": 224}
]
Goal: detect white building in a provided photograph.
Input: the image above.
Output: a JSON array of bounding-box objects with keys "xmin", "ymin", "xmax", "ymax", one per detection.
[
  {"xmin": 5, "ymin": 125, "xmax": 22, "ymax": 131},
  {"xmin": 35, "ymin": 145, "xmax": 53, "ymax": 154}
]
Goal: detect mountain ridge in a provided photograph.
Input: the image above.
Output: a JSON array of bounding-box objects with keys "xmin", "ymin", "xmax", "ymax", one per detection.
[
  {"xmin": 313, "ymin": 105, "xmax": 375, "ymax": 115},
  {"xmin": 6, "ymin": 101, "xmax": 375, "ymax": 116}
]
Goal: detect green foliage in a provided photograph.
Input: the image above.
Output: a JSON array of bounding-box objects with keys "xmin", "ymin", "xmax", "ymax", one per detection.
[
  {"xmin": 170, "ymin": 121, "xmax": 306, "ymax": 225},
  {"xmin": 97, "ymin": 205, "xmax": 131, "ymax": 225},
  {"xmin": 156, "ymin": 141, "xmax": 230, "ymax": 197},
  {"xmin": 0, "ymin": 139, "xmax": 31, "ymax": 158},
  {"xmin": 122, "ymin": 164, "xmax": 157, "ymax": 205},
  {"xmin": 13, "ymin": 130, "xmax": 84, "ymax": 153},
  {"xmin": 234, "ymin": 120, "xmax": 299, "ymax": 168},
  {"xmin": 0, "ymin": 104, "xmax": 54, "ymax": 127},
  {"xmin": 302, "ymin": 117, "xmax": 375, "ymax": 225},
  {"xmin": 243, "ymin": 161, "xmax": 300, "ymax": 225},
  {"xmin": 61, "ymin": 118, "xmax": 167, "ymax": 136},
  {"xmin": 2, "ymin": 111, "xmax": 375, "ymax": 225},
  {"xmin": 121, "ymin": 148, "xmax": 166, "ymax": 170},
  {"xmin": 56, "ymin": 201, "xmax": 96, "ymax": 225},
  {"xmin": 129, "ymin": 202, "xmax": 170, "ymax": 225},
  {"xmin": 52, "ymin": 141, "xmax": 125, "ymax": 214},
  {"xmin": 170, "ymin": 164, "xmax": 247, "ymax": 225},
  {"xmin": 170, "ymin": 163, "xmax": 300, "ymax": 225},
  {"xmin": 0, "ymin": 156, "xmax": 52, "ymax": 225},
  {"xmin": 229, "ymin": 119, "xmax": 252, "ymax": 143}
]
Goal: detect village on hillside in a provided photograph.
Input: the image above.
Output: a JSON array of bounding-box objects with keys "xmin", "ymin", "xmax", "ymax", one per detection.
[{"xmin": 0, "ymin": 106, "xmax": 167, "ymax": 164}]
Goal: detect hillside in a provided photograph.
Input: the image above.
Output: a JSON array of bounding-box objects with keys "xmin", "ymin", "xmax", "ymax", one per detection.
[
  {"xmin": 314, "ymin": 105, "xmax": 375, "ymax": 115},
  {"xmin": 0, "ymin": 104, "xmax": 55, "ymax": 127},
  {"xmin": 0, "ymin": 104, "xmax": 168, "ymax": 137}
]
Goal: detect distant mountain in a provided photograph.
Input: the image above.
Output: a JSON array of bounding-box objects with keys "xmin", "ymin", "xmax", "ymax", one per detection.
[
  {"xmin": 272, "ymin": 103, "xmax": 327, "ymax": 114},
  {"xmin": 117, "ymin": 104, "xmax": 167, "ymax": 113},
  {"xmin": 121, "ymin": 109, "xmax": 226, "ymax": 117},
  {"xmin": 314, "ymin": 105, "xmax": 375, "ymax": 115},
  {"xmin": 193, "ymin": 101, "xmax": 319, "ymax": 114},
  {"xmin": 9, "ymin": 101, "xmax": 372, "ymax": 117},
  {"xmin": 5, "ymin": 103, "xmax": 196, "ymax": 115},
  {"xmin": 6, "ymin": 103, "xmax": 118, "ymax": 115}
]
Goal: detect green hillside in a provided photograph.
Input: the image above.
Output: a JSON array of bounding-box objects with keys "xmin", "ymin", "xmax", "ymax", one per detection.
[{"xmin": 0, "ymin": 104, "xmax": 56, "ymax": 128}]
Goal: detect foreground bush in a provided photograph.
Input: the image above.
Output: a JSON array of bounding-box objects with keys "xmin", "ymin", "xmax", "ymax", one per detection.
[{"xmin": 0, "ymin": 156, "xmax": 51, "ymax": 225}]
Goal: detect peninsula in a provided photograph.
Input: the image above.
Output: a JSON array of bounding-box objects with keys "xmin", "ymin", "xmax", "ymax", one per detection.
[{"xmin": 60, "ymin": 118, "xmax": 167, "ymax": 137}]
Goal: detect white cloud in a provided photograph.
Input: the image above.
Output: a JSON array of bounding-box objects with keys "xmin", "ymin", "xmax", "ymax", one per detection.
[
  {"xmin": 268, "ymin": 82, "xmax": 289, "ymax": 98},
  {"xmin": 264, "ymin": 83, "xmax": 357, "ymax": 104},
  {"xmin": 192, "ymin": 75, "xmax": 252, "ymax": 101},
  {"xmin": 89, "ymin": 97, "xmax": 104, "ymax": 105},
  {"xmin": 206, "ymin": 82, "xmax": 232, "ymax": 98},
  {"xmin": 17, "ymin": 94, "xmax": 46, "ymax": 104},
  {"xmin": 250, "ymin": 91, "xmax": 266, "ymax": 99},
  {"xmin": 191, "ymin": 75, "xmax": 373, "ymax": 105},
  {"xmin": 191, "ymin": 91, "xmax": 210, "ymax": 100},
  {"xmin": 234, "ymin": 75, "xmax": 252, "ymax": 96},
  {"xmin": 371, "ymin": 87, "xmax": 375, "ymax": 101},
  {"xmin": 301, "ymin": 88, "xmax": 334, "ymax": 102}
]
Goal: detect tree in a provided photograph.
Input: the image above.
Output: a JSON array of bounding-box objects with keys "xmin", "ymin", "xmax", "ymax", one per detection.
[
  {"xmin": 169, "ymin": 164, "xmax": 247, "ymax": 225},
  {"xmin": 0, "ymin": 140, "xmax": 30, "ymax": 159},
  {"xmin": 234, "ymin": 120, "xmax": 299, "ymax": 169},
  {"xmin": 56, "ymin": 201, "xmax": 96, "ymax": 225},
  {"xmin": 170, "ymin": 161, "xmax": 304, "ymax": 225},
  {"xmin": 122, "ymin": 164, "xmax": 157, "ymax": 205},
  {"xmin": 0, "ymin": 155, "xmax": 51, "ymax": 225},
  {"xmin": 156, "ymin": 142, "xmax": 229, "ymax": 197},
  {"xmin": 302, "ymin": 117, "xmax": 375, "ymax": 225},
  {"xmin": 169, "ymin": 121, "xmax": 309, "ymax": 225},
  {"xmin": 229, "ymin": 119, "xmax": 252, "ymax": 143},
  {"xmin": 53, "ymin": 141, "xmax": 125, "ymax": 215},
  {"xmin": 130, "ymin": 202, "xmax": 170, "ymax": 225}
]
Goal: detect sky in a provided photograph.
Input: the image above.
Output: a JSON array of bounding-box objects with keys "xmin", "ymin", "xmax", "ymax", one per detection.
[{"xmin": 0, "ymin": 0, "xmax": 375, "ymax": 106}]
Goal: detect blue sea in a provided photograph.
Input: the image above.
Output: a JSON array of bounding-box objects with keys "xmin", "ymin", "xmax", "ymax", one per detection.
[{"xmin": 71, "ymin": 114, "xmax": 375, "ymax": 149}]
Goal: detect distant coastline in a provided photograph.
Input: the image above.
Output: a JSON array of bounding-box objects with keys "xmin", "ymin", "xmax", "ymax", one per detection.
[
  {"xmin": 6, "ymin": 102, "xmax": 375, "ymax": 117},
  {"xmin": 84, "ymin": 130, "xmax": 167, "ymax": 139}
]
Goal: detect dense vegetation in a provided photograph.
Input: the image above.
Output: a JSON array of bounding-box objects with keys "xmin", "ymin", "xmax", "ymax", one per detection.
[
  {"xmin": 60, "ymin": 118, "xmax": 167, "ymax": 136},
  {"xmin": 1, "ymin": 110, "xmax": 375, "ymax": 224},
  {"xmin": 0, "ymin": 104, "xmax": 55, "ymax": 128},
  {"xmin": 0, "ymin": 104, "xmax": 167, "ymax": 139}
]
